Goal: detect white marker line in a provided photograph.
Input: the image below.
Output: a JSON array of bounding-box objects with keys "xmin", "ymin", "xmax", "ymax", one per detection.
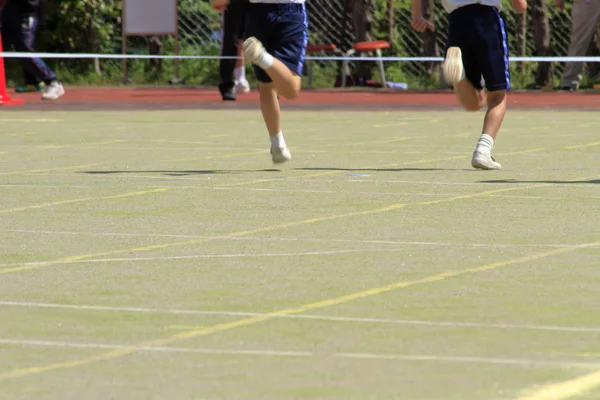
[
  {"xmin": 2, "ymin": 229, "xmax": 596, "ymax": 249},
  {"xmin": 0, "ymin": 339, "xmax": 597, "ymax": 369},
  {"xmin": 0, "ymin": 185, "xmax": 91, "ymax": 189},
  {"xmin": 0, "ymin": 249, "xmax": 394, "ymax": 268},
  {"xmin": 2, "ymin": 301, "xmax": 600, "ymax": 333},
  {"xmin": 148, "ymin": 185, "xmax": 593, "ymax": 200}
]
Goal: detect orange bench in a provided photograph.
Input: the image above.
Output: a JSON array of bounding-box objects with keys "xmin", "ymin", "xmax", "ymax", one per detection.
[
  {"xmin": 305, "ymin": 44, "xmax": 341, "ymax": 88},
  {"xmin": 341, "ymin": 40, "xmax": 391, "ymax": 88}
]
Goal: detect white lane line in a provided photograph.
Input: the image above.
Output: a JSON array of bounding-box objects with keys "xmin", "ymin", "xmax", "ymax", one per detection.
[
  {"xmin": 0, "ymin": 339, "xmax": 597, "ymax": 369},
  {"xmin": 0, "ymin": 249, "xmax": 393, "ymax": 268},
  {"xmin": 0, "ymin": 185, "xmax": 91, "ymax": 189},
  {"xmin": 3, "ymin": 229, "xmax": 597, "ymax": 249},
  {"xmin": 148, "ymin": 185, "xmax": 592, "ymax": 200},
  {"xmin": 2, "ymin": 301, "xmax": 600, "ymax": 333}
]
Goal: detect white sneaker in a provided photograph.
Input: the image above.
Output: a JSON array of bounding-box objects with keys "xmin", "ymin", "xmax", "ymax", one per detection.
[
  {"xmin": 443, "ymin": 47, "xmax": 465, "ymax": 86},
  {"xmin": 271, "ymin": 146, "xmax": 291, "ymax": 164},
  {"xmin": 243, "ymin": 37, "xmax": 265, "ymax": 65},
  {"xmin": 235, "ymin": 79, "xmax": 250, "ymax": 94},
  {"xmin": 471, "ymin": 151, "xmax": 502, "ymax": 170},
  {"xmin": 41, "ymin": 81, "xmax": 65, "ymax": 101}
]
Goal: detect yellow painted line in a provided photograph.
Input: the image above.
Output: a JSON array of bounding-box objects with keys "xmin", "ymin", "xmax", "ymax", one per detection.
[
  {"xmin": 3, "ymin": 171, "xmax": 597, "ymax": 275},
  {"xmin": 0, "ymin": 163, "xmax": 103, "ymax": 176},
  {"xmin": 373, "ymin": 122, "xmax": 409, "ymax": 128},
  {"xmin": 0, "ymin": 118, "xmax": 61, "ymax": 122},
  {"xmin": 166, "ymin": 325, "xmax": 206, "ymax": 330},
  {"xmin": 515, "ymin": 369, "xmax": 600, "ymax": 400},
  {"xmin": 564, "ymin": 141, "xmax": 600, "ymax": 150},
  {"xmin": 205, "ymin": 150, "xmax": 266, "ymax": 160},
  {"xmin": 1, "ymin": 239, "xmax": 597, "ymax": 382},
  {"xmin": 220, "ymin": 154, "xmax": 468, "ymax": 188},
  {"xmin": 499, "ymin": 148, "xmax": 547, "ymax": 156},
  {"xmin": 0, "ymin": 189, "xmax": 167, "ymax": 215},
  {"xmin": 0, "ymin": 203, "xmax": 405, "ymax": 275},
  {"xmin": 43, "ymin": 140, "xmax": 126, "ymax": 149},
  {"xmin": 9, "ymin": 132, "xmax": 39, "ymax": 137}
]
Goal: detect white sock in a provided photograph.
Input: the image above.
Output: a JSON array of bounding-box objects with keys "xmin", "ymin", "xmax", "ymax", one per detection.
[
  {"xmin": 234, "ymin": 66, "xmax": 245, "ymax": 81},
  {"xmin": 256, "ymin": 52, "xmax": 274, "ymax": 71},
  {"xmin": 269, "ymin": 132, "xmax": 286, "ymax": 149},
  {"xmin": 475, "ymin": 134, "xmax": 494, "ymax": 154}
]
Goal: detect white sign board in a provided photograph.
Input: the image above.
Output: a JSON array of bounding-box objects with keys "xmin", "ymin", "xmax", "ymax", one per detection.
[{"xmin": 123, "ymin": 0, "xmax": 177, "ymax": 36}]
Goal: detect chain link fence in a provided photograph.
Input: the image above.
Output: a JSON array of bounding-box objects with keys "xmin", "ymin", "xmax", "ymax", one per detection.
[
  {"xmin": 173, "ymin": 0, "xmax": 600, "ymax": 89},
  {"xmin": 14, "ymin": 0, "xmax": 594, "ymax": 89}
]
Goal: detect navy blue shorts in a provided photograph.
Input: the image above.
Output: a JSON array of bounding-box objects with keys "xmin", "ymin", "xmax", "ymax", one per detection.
[
  {"xmin": 244, "ymin": 2, "xmax": 309, "ymax": 83},
  {"xmin": 447, "ymin": 4, "xmax": 510, "ymax": 92}
]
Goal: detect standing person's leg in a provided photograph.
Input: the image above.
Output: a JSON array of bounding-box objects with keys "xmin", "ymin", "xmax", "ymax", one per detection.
[
  {"xmin": 234, "ymin": 1, "xmax": 250, "ymax": 93},
  {"xmin": 16, "ymin": 15, "xmax": 64, "ymax": 100},
  {"xmin": 531, "ymin": 0, "xmax": 551, "ymax": 87},
  {"xmin": 219, "ymin": 4, "xmax": 241, "ymax": 100},
  {"xmin": 560, "ymin": 0, "xmax": 600, "ymax": 90},
  {"xmin": 234, "ymin": 40, "xmax": 249, "ymax": 93}
]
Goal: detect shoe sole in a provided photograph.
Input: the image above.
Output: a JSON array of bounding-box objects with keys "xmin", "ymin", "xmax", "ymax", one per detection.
[
  {"xmin": 443, "ymin": 47, "xmax": 464, "ymax": 86},
  {"xmin": 271, "ymin": 149, "xmax": 291, "ymax": 165},
  {"xmin": 471, "ymin": 154, "xmax": 502, "ymax": 170},
  {"xmin": 243, "ymin": 37, "xmax": 264, "ymax": 64}
]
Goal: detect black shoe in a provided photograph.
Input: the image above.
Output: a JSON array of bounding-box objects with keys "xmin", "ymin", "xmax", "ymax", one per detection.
[{"xmin": 219, "ymin": 83, "xmax": 236, "ymax": 101}]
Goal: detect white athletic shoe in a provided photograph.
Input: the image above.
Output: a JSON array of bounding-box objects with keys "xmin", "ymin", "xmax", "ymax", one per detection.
[
  {"xmin": 271, "ymin": 146, "xmax": 291, "ymax": 164},
  {"xmin": 443, "ymin": 47, "xmax": 465, "ymax": 86},
  {"xmin": 41, "ymin": 81, "xmax": 65, "ymax": 101},
  {"xmin": 243, "ymin": 37, "xmax": 266, "ymax": 65},
  {"xmin": 471, "ymin": 151, "xmax": 502, "ymax": 170},
  {"xmin": 235, "ymin": 79, "xmax": 250, "ymax": 94}
]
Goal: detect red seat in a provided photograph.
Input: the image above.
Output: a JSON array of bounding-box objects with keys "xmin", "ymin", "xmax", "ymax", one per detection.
[
  {"xmin": 353, "ymin": 40, "xmax": 390, "ymax": 52},
  {"xmin": 306, "ymin": 44, "xmax": 337, "ymax": 53},
  {"xmin": 341, "ymin": 40, "xmax": 391, "ymax": 88}
]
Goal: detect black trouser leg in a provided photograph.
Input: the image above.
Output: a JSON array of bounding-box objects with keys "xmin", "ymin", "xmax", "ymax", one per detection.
[{"xmin": 218, "ymin": 1, "xmax": 247, "ymax": 97}]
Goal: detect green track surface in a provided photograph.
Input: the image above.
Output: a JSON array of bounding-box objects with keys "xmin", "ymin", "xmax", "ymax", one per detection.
[{"xmin": 1, "ymin": 110, "xmax": 599, "ymax": 400}]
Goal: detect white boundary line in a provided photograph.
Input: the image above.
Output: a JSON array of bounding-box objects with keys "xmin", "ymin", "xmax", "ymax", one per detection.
[
  {"xmin": 2, "ymin": 51, "xmax": 600, "ymax": 63},
  {"xmin": 0, "ymin": 338, "xmax": 597, "ymax": 369},
  {"xmin": 0, "ymin": 249, "xmax": 398, "ymax": 268},
  {"xmin": 2, "ymin": 229, "xmax": 596, "ymax": 249},
  {"xmin": 2, "ymin": 301, "xmax": 600, "ymax": 333}
]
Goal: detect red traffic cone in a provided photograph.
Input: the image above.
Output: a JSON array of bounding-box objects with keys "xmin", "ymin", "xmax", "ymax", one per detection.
[{"xmin": 0, "ymin": 34, "xmax": 24, "ymax": 106}]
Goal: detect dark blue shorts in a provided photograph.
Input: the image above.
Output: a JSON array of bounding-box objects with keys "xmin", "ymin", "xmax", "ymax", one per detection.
[
  {"xmin": 244, "ymin": 2, "xmax": 309, "ymax": 83},
  {"xmin": 447, "ymin": 4, "xmax": 510, "ymax": 92}
]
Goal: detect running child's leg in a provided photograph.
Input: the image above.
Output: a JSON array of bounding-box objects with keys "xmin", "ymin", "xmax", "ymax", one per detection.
[
  {"xmin": 243, "ymin": 38, "xmax": 301, "ymax": 99},
  {"xmin": 443, "ymin": 47, "xmax": 486, "ymax": 111}
]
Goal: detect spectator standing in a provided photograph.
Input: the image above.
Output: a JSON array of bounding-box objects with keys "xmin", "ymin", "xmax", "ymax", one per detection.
[
  {"xmin": 557, "ymin": 0, "xmax": 600, "ymax": 91},
  {"xmin": 0, "ymin": 0, "xmax": 64, "ymax": 100}
]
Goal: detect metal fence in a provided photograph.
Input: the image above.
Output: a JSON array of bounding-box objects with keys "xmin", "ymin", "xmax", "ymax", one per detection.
[{"xmin": 173, "ymin": 0, "xmax": 600, "ymax": 88}]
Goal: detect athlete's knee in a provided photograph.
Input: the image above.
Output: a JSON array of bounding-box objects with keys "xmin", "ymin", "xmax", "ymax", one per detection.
[
  {"xmin": 279, "ymin": 87, "xmax": 299, "ymax": 100},
  {"xmin": 278, "ymin": 75, "xmax": 301, "ymax": 100},
  {"xmin": 462, "ymin": 90, "xmax": 486, "ymax": 112},
  {"xmin": 487, "ymin": 90, "xmax": 507, "ymax": 107}
]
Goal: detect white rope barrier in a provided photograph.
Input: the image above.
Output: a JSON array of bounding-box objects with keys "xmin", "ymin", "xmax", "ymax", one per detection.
[{"xmin": 1, "ymin": 52, "xmax": 600, "ymax": 63}]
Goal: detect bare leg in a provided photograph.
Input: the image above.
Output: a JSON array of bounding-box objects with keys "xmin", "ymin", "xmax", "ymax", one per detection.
[
  {"xmin": 259, "ymin": 82, "xmax": 281, "ymax": 134},
  {"xmin": 263, "ymin": 60, "xmax": 301, "ymax": 100},
  {"xmin": 482, "ymin": 90, "xmax": 507, "ymax": 140},
  {"xmin": 471, "ymin": 90, "xmax": 507, "ymax": 170},
  {"xmin": 259, "ymin": 82, "xmax": 291, "ymax": 164},
  {"xmin": 243, "ymin": 37, "xmax": 301, "ymax": 100},
  {"xmin": 454, "ymin": 79, "xmax": 486, "ymax": 111}
]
